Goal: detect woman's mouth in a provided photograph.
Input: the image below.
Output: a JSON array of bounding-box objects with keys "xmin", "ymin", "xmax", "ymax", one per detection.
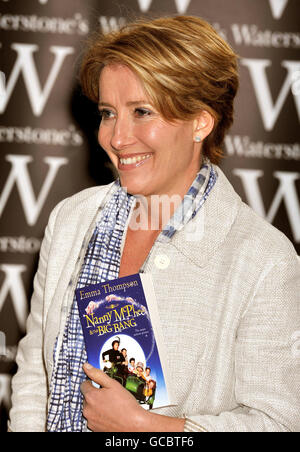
[{"xmin": 118, "ymin": 153, "xmax": 152, "ymax": 170}]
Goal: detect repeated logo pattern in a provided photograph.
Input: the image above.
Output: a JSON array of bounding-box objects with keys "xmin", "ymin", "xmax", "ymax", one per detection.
[{"xmin": 0, "ymin": 0, "xmax": 299, "ymax": 430}]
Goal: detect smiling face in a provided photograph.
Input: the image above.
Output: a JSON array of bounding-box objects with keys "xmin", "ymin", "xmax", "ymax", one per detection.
[{"xmin": 98, "ymin": 64, "xmax": 204, "ymax": 200}]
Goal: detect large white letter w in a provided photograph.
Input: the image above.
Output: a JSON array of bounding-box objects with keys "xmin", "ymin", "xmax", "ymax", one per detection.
[
  {"xmin": 241, "ymin": 59, "xmax": 300, "ymax": 131},
  {"xmin": 0, "ymin": 43, "xmax": 74, "ymax": 116},
  {"xmin": 0, "ymin": 155, "xmax": 68, "ymax": 226},
  {"xmin": 233, "ymin": 169, "xmax": 300, "ymax": 242}
]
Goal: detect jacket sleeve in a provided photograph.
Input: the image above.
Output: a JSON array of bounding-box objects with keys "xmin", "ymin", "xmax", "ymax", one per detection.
[
  {"xmin": 184, "ymin": 257, "xmax": 300, "ymax": 432},
  {"xmin": 8, "ymin": 200, "xmax": 66, "ymax": 432}
]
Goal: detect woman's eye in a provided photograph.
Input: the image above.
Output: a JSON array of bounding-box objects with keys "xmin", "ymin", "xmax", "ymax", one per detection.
[
  {"xmin": 99, "ymin": 109, "xmax": 114, "ymax": 120},
  {"xmin": 135, "ymin": 108, "xmax": 152, "ymax": 117}
]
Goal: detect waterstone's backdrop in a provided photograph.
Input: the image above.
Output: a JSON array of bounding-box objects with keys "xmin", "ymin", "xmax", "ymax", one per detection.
[{"xmin": 0, "ymin": 0, "xmax": 299, "ymax": 431}]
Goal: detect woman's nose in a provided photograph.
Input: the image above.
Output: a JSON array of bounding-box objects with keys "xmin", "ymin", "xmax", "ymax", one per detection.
[{"xmin": 110, "ymin": 117, "xmax": 136, "ymax": 151}]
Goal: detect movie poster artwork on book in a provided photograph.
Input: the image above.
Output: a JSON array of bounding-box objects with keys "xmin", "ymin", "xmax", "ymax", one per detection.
[{"xmin": 75, "ymin": 273, "xmax": 173, "ymax": 410}]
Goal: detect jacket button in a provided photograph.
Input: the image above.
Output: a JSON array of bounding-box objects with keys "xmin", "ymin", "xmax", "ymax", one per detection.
[{"xmin": 154, "ymin": 254, "xmax": 170, "ymax": 270}]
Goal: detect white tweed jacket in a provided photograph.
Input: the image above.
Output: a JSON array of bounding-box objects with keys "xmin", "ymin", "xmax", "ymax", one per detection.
[{"xmin": 9, "ymin": 167, "xmax": 300, "ymax": 432}]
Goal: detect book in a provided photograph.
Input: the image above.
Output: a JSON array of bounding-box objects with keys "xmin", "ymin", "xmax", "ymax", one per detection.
[{"xmin": 75, "ymin": 273, "xmax": 174, "ymax": 410}]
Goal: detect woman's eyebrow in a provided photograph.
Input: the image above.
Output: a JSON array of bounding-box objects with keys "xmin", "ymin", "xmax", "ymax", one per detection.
[
  {"xmin": 126, "ymin": 100, "xmax": 149, "ymax": 106},
  {"xmin": 98, "ymin": 102, "xmax": 113, "ymax": 109},
  {"xmin": 98, "ymin": 100, "xmax": 149, "ymax": 108}
]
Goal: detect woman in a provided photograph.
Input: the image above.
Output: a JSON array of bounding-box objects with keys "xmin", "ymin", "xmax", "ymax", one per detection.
[{"xmin": 9, "ymin": 16, "xmax": 300, "ymax": 432}]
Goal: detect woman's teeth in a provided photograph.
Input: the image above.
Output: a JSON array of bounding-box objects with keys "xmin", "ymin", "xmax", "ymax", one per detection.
[{"xmin": 120, "ymin": 154, "xmax": 151, "ymax": 165}]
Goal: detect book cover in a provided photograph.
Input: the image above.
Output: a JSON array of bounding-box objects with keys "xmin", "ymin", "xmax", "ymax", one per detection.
[{"xmin": 75, "ymin": 273, "xmax": 174, "ymax": 410}]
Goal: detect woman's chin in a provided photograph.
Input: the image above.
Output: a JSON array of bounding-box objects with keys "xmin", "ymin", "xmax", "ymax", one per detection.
[{"xmin": 119, "ymin": 178, "xmax": 151, "ymax": 197}]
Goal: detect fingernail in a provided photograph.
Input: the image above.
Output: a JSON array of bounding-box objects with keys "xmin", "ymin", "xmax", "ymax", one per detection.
[{"xmin": 84, "ymin": 363, "xmax": 93, "ymax": 370}]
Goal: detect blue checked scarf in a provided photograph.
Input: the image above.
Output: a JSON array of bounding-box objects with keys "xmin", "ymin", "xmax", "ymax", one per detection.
[{"xmin": 47, "ymin": 160, "xmax": 217, "ymax": 432}]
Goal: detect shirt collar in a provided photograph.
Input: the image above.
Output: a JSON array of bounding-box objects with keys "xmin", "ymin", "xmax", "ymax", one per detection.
[{"xmin": 158, "ymin": 159, "xmax": 217, "ymax": 242}]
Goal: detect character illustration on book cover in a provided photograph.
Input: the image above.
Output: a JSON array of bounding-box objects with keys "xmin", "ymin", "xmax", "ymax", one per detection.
[
  {"xmin": 76, "ymin": 274, "xmax": 170, "ymax": 410},
  {"xmin": 100, "ymin": 332, "xmax": 157, "ymax": 409}
]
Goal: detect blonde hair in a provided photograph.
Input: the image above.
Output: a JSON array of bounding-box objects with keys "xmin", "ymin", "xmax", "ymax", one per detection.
[{"xmin": 80, "ymin": 15, "xmax": 239, "ymax": 164}]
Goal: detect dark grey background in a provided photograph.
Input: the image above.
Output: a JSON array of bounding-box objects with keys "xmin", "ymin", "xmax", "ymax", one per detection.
[{"xmin": 0, "ymin": 0, "xmax": 299, "ymax": 431}]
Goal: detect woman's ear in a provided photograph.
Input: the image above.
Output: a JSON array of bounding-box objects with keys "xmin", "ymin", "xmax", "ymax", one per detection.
[{"xmin": 193, "ymin": 110, "xmax": 215, "ymax": 143}]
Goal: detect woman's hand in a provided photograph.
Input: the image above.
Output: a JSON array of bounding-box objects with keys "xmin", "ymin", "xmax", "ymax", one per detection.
[
  {"xmin": 81, "ymin": 363, "xmax": 148, "ymax": 432},
  {"xmin": 81, "ymin": 363, "xmax": 185, "ymax": 432}
]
